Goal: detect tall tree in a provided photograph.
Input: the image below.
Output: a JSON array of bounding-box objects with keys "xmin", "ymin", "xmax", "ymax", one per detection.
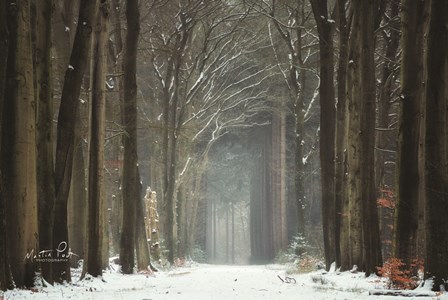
[
  {"xmin": 395, "ymin": 0, "xmax": 426, "ymax": 269},
  {"xmin": 345, "ymin": 0, "xmax": 363, "ymax": 272},
  {"xmin": 375, "ymin": 0, "xmax": 400, "ymax": 262},
  {"xmin": 345, "ymin": 0, "xmax": 381, "ymax": 275},
  {"xmin": 162, "ymin": 5, "xmax": 190, "ymax": 263},
  {"xmin": 334, "ymin": 0, "xmax": 349, "ymax": 270},
  {"xmin": 53, "ymin": 0, "xmax": 98, "ymax": 282},
  {"xmin": 358, "ymin": 0, "xmax": 381, "ymax": 275},
  {"xmin": 0, "ymin": 0, "xmax": 13, "ymax": 291},
  {"xmin": 2, "ymin": 0, "xmax": 39, "ymax": 287},
  {"xmin": 106, "ymin": 0, "xmax": 124, "ymax": 257},
  {"xmin": 34, "ymin": 0, "xmax": 55, "ymax": 284},
  {"xmin": 51, "ymin": 0, "xmax": 88, "ymax": 270},
  {"xmin": 309, "ymin": 0, "xmax": 336, "ymax": 270},
  {"xmin": 83, "ymin": 0, "xmax": 109, "ymax": 278},
  {"xmin": 267, "ymin": 0, "xmax": 311, "ymax": 240},
  {"xmin": 424, "ymin": 0, "xmax": 448, "ymax": 291},
  {"xmin": 119, "ymin": 0, "xmax": 142, "ymax": 274}
]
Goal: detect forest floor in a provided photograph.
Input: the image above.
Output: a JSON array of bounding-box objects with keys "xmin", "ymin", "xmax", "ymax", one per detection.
[{"xmin": 2, "ymin": 262, "xmax": 447, "ymax": 299}]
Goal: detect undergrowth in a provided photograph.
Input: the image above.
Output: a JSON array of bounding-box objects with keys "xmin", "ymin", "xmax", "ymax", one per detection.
[
  {"xmin": 275, "ymin": 235, "xmax": 324, "ymax": 274},
  {"xmin": 376, "ymin": 258, "xmax": 423, "ymax": 290}
]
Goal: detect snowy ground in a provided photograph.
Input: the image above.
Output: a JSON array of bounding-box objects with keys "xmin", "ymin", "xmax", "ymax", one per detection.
[{"xmin": 2, "ymin": 263, "xmax": 448, "ymax": 300}]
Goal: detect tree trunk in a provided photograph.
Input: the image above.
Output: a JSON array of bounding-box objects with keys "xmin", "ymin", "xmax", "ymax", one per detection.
[
  {"xmin": 3, "ymin": 0, "xmax": 39, "ymax": 287},
  {"xmin": 375, "ymin": 1, "xmax": 399, "ymax": 191},
  {"xmin": 346, "ymin": 0, "xmax": 382, "ymax": 274},
  {"xmin": 310, "ymin": 0, "xmax": 336, "ymax": 270},
  {"xmin": 108, "ymin": 0, "xmax": 124, "ymax": 257},
  {"xmin": 226, "ymin": 202, "xmax": 229, "ymax": 263},
  {"xmin": 164, "ymin": 127, "xmax": 179, "ymax": 264},
  {"xmin": 358, "ymin": 0, "xmax": 381, "ymax": 275},
  {"xmin": 161, "ymin": 16, "xmax": 189, "ymax": 263},
  {"xmin": 376, "ymin": 0, "xmax": 400, "ymax": 262},
  {"xmin": 177, "ymin": 184, "xmax": 188, "ymax": 258},
  {"xmin": 294, "ymin": 74, "xmax": 306, "ymax": 240},
  {"xmin": 135, "ymin": 193, "xmax": 151, "ymax": 271},
  {"xmin": 271, "ymin": 111, "xmax": 288, "ymax": 255},
  {"xmin": 213, "ymin": 197, "xmax": 217, "ymax": 261},
  {"xmin": 52, "ymin": 0, "xmax": 78, "ymax": 74},
  {"xmin": 249, "ymin": 126, "xmax": 273, "ymax": 262},
  {"xmin": 68, "ymin": 135, "xmax": 87, "ymax": 268},
  {"xmin": 82, "ymin": 0, "xmax": 108, "ymax": 278},
  {"xmin": 53, "ymin": 0, "xmax": 98, "ymax": 282},
  {"xmin": 52, "ymin": 0, "xmax": 88, "ymax": 271},
  {"xmin": 424, "ymin": 0, "xmax": 448, "ymax": 291},
  {"xmin": 395, "ymin": 0, "xmax": 426, "ymax": 269},
  {"xmin": 346, "ymin": 1, "xmax": 364, "ymax": 270},
  {"xmin": 145, "ymin": 188, "xmax": 160, "ymax": 260},
  {"xmin": 295, "ymin": 2, "xmax": 307, "ymax": 242},
  {"xmin": 0, "ymin": 0, "xmax": 13, "ymax": 290},
  {"xmin": 34, "ymin": 0, "xmax": 55, "ymax": 284},
  {"xmin": 231, "ymin": 201, "xmax": 235, "ymax": 264},
  {"xmin": 119, "ymin": 0, "xmax": 141, "ymax": 274},
  {"xmin": 164, "ymin": 125, "xmax": 179, "ymax": 264},
  {"xmin": 186, "ymin": 158, "xmax": 209, "ymax": 258},
  {"xmin": 270, "ymin": 0, "xmax": 307, "ymax": 241},
  {"xmin": 335, "ymin": 0, "xmax": 348, "ymax": 270}
]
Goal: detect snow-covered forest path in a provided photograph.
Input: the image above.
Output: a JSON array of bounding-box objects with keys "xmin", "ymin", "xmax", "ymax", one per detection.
[{"xmin": 3, "ymin": 264, "xmax": 447, "ymax": 299}]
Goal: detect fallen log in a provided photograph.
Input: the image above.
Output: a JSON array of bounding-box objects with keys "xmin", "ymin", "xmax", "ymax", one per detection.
[{"xmin": 369, "ymin": 290, "xmax": 436, "ymax": 297}]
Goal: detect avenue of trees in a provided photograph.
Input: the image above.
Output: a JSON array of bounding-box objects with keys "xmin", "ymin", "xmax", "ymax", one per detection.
[{"xmin": 0, "ymin": 0, "xmax": 448, "ymax": 293}]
